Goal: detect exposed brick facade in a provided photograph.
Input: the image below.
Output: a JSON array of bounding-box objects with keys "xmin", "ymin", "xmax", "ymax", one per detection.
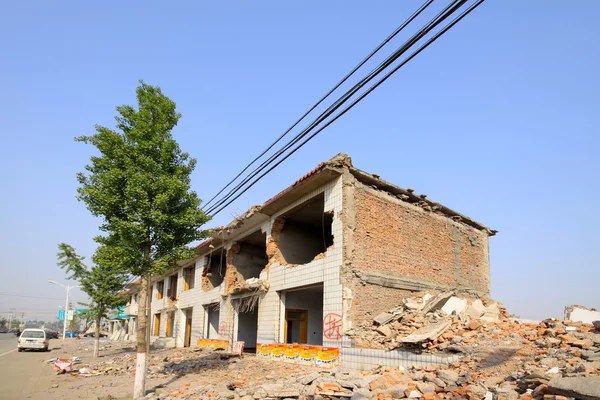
[
  {"xmin": 351, "ymin": 284, "xmax": 417, "ymax": 327},
  {"xmin": 343, "ymin": 177, "xmax": 491, "ymax": 327}
]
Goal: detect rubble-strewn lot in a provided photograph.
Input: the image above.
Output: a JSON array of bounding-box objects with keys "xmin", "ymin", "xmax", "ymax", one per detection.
[{"xmin": 39, "ymin": 296, "xmax": 600, "ymax": 400}]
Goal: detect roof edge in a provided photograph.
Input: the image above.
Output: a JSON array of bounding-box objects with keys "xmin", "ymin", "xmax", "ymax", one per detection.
[{"xmin": 348, "ymin": 166, "xmax": 496, "ymax": 236}]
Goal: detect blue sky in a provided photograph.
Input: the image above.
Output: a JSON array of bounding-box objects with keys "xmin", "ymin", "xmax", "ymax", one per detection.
[{"xmin": 0, "ymin": 0, "xmax": 598, "ymax": 322}]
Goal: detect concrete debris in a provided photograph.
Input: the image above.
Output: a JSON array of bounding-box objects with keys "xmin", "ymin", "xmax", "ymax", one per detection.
[
  {"xmin": 49, "ymin": 320, "xmax": 600, "ymax": 400},
  {"xmin": 349, "ymin": 291, "xmax": 507, "ymax": 351},
  {"xmin": 547, "ymin": 376, "xmax": 600, "ymax": 400},
  {"xmin": 401, "ymin": 319, "xmax": 453, "ymax": 344},
  {"xmin": 565, "ymin": 305, "xmax": 600, "ymax": 326}
]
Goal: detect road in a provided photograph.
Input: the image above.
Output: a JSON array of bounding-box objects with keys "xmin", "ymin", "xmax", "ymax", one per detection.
[{"xmin": 0, "ymin": 333, "xmax": 55, "ymax": 399}]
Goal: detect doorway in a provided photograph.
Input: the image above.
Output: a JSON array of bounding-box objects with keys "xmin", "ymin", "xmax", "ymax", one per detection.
[
  {"xmin": 285, "ymin": 309, "xmax": 307, "ymax": 344},
  {"xmin": 153, "ymin": 313, "xmax": 161, "ymax": 336},
  {"xmin": 282, "ymin": 284, "xmax": 324, "ymax": 345},
  {"xmin": 237, "ymin": 307, "xmax": 258, "ymax": 352},
  {"xmin": 166, "ymin": 312, "xmax": 175, "ymax": 337},
  {"xmin": 184, "ymin": 308, "xmax": 193, "ymax": 347},
  {"xmin": 205, "ymin": 304, "xmax": 219, "ymax": 339}
]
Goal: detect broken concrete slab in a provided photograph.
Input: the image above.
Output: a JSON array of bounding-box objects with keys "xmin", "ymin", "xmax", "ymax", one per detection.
[
  {"xmin": 401, "ymin": 319, "xmax": 452, "ymax": 344},
  {"xmin": 464, "ymin": 299, "xmax": 487, "ymax": 320},
  {"xmin": 547, "ymin": 377, "xmax": 600, "ymax": 400},
  {"xmin": 565, "ymin": 305, "xmax": 600, "ymax": 325},
  {"xmin": 420, "ymin": 292, "xmax": 455, "ymax": 315},
  {"xmin": 261, "ymin": 383, "xmax": 301, "ymax": 398},
  {"xmin": 480, "ymin": 302, "xmax": 501, "ymax": 323},
  {"xmin": 437, "ymin": 369, "xmax": 459, "ymax": 385},
  {"xmin": 373, "ymin": 311, "xmax": 402, "ymax": 326},
  {"xmin": 441, "ymin": 297, "xmax": 468, "ymax": 316}
]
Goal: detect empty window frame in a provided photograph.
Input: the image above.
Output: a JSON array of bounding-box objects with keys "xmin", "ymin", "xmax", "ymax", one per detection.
[
  {"xmin": 236, "ymin": 231, "xmax": 267, "ymax": 280},
  {"xmin": 204, "ymin": 252, "xmax": 226, "ymax": 290},
  {"xmin": 156, "ymin": 281, "xmax": 164, "ymax": 300},
  {"xmin": 278, "ymin": 193, "xmax": 334, "ymax": 264},
  {"xmin": 183, "ymin": 267, "xmax": 195, "ymax": 291},
  {"xmin": 167, "ymin": 275, "xmax": 177, "ymax": 300}
]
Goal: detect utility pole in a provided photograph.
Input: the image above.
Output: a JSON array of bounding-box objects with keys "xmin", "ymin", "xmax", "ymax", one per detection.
[
  {"xmin": 8, "ymin": 308, "xmax": 16, "ymax": 329},
  {"xmin": 48, "ymin": 280, "xmax": 80, "ymax": 340}
]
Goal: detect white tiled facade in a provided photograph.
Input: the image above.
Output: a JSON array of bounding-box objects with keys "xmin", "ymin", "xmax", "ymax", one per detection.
[{"xmin": 130, "ymin": 176, "xmax": 344, "ymax": 352}]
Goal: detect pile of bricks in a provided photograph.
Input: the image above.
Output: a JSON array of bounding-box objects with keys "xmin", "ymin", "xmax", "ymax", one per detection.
[{"xmin": 347, "ymin": 291, "xmax": 508, "ymax": 352}]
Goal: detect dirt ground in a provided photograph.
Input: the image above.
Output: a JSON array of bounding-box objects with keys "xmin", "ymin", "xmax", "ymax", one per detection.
[
  {"xmin": 24, "ymin": 338, "xmax": 319, "ymax": 400},
  {"xmin": 24, "ymin": 338, "xmax": 169, "ymax": 400}
]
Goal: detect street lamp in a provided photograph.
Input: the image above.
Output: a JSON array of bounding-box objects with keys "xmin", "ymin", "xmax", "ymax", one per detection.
[{"xmin": 48, "ymin": 280, "xmax": 80, "ymax": 341}]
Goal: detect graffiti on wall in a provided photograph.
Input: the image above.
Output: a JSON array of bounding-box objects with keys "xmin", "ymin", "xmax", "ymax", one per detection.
[
  {"xmin": 323, "ymin": 313, "xmax": 343, "ymax": 340},
  {"xmin": 232, "ymin": 341, "xmax": 245, "ymax": 355},
  {"xmin": 197, "ymin": 338, "xmax": 229, "ymax": 349},
  {"xmin": 218, "ymin": 321, "xmax": 228, "ymax": 337},
  {"xmin": 257, "ymin": 343, "xmax": 339, "ymax": 368}
]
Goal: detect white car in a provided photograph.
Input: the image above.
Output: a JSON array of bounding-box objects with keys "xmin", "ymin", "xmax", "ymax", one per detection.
[{"xmin": 18, "ymin": 329, "xmax": 49, "ymax": 352}]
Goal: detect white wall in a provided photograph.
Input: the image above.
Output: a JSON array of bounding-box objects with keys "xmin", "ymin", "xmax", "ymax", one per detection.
[
  {"xmin": 256, "ymin": 176, "xmax": 344, "ymax": 349},
  {"xmin": 136, "ymin": 174, "xmax": 345, "ymax": 353}
]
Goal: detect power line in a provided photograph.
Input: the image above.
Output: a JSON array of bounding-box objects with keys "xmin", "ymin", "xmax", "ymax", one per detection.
[
  {"xmin": 204, "ymin": 0, "xmax": 467, "ymax": 216},
  {"xmin": 201, "ymin": 0, "xmax": 435, "ymax": 212},
  {"xmin": 206, "ymin": 0, "xmax": 486, "ymax": 217},
  {"xmin": 0, "ymin": 293, "xmax": 65, "ymax": 301}
]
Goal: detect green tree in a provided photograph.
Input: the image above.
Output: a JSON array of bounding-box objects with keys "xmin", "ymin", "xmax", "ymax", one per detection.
[
  {"xmin": 0, "ymin": 318, "xmax": 6, "ymax": 328},
  {"xmin": 57, "ymin": 243, "xmax": 129, "ymax": 358},
  {"xmin": 75, "ymin": 81, "xmax": 209, "ymax": 398}
]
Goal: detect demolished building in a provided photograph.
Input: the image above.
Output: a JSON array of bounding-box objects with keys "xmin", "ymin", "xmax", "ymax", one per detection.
[{"xmin": 124, "ymin": 153, "xmax": 496, "ymax": 369}]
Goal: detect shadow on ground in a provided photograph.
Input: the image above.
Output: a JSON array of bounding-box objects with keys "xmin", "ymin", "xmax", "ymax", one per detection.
[
  {"xmin": 144, "ymin": 352, "xmax": 235, "ymax": 394},
  {"xmin": 476, "ymin": 347, "xmax": 520, "ymax": 369}
]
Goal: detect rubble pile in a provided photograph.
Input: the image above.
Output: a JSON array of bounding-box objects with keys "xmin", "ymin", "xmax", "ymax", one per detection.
[
  {"xmin": 45, "ymin": 297, "xmax": 600, "ymax": 400},
  {"xmin": 347, "ymin": 291, "xmax": 508, "ymax": 352},
  {"xmin": 141, "ymin": 318, "xmax": 600, "ymax": 400}
]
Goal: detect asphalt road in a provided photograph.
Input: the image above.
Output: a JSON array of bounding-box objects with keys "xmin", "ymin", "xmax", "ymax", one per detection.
[{"xmin": 0, "ymin": 333, "xmax": 57, "ymax": 399}]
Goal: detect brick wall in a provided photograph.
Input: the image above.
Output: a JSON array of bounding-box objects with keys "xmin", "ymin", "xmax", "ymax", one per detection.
[
  {"xmin": 351, "ymin": 284, "xmax": 416, "ymax": 326},
  {"xmin": 345, "ymin": 181, "xmax": 490, "ymax": 326}
]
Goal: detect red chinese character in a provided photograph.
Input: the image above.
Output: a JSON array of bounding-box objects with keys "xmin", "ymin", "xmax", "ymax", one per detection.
[
  {"xmin": 218, "ymin": 321, "xmax": 227, "ymax": 336},
  {"xmin": 323, "ymin": 313, "xmax": 343, "ymax": 340}
]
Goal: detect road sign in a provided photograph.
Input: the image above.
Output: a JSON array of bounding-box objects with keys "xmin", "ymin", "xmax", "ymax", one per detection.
[
  {"xmin": 66, "ymin": 310, "xmax": 74, "ymax": 321},
  {"xmin": 58, "ymin": 309, "xmax": 65, "ymax": 321}
]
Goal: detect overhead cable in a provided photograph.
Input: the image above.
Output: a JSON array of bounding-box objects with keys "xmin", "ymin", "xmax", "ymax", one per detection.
[
  {"xmin": 207, "ymin": 0, "xmax": 487, "ymax": 218},
  {"xmin": 201, "ymin": 0, "xmax": 436, "ymax": 211}
]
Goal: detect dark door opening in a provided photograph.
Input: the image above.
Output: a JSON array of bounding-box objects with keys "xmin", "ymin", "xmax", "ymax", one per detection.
[
  {"xmin": 237, "ymin": 307, "xmax": 258, "ymax": 352},
  {"xmin": 206, "ymin": 304, "xmax": 219, "ymax": 339}
]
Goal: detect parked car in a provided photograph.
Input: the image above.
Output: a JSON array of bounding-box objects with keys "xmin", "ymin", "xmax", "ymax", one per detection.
[
  {"xmin": 0, "ymin": 327, "xmax": 8, "ymax": 333},
  {"xmin": 18, "ymin": 329, "xmax": 49, "ymax": 352},
  {"xmin": 83, "ymin": 331, "xmax": 108, "ymax": 338},
  {"xmin": 45, "ymin": 329, "xmax": 59, "ymax": 339}
]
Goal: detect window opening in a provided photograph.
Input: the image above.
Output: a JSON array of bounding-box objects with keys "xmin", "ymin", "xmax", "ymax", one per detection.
[{"xmin": 279, "ymin": 193, "xmax": 334, "ymax": 264}]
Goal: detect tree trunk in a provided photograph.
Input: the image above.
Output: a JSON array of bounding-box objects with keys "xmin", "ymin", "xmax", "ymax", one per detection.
[
  {"xmin": 133, "ymin": 272, "xmax": 149, "ymax": 399},
  {"xmin": 146, "ymin": 275, "xmax": 151, "ymax": 354},
  {"xmin": 93, "ymin": 316, "xmax": 100, "ymax": 358}
]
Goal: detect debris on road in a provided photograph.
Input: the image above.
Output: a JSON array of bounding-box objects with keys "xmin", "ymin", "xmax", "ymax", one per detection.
[{"xmin": 53, "ymin": 359, "xmax": 72, "ymax": 372}]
